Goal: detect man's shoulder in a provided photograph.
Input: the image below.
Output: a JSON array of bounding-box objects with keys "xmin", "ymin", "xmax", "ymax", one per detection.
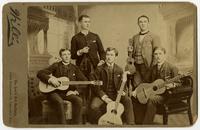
[
  {"xmin": 132, "ymin": 33, "xmax": 140, "ymax": 39},
  {"xmin": 72, "ymin": 32, "xmax": 81, "ymax": 39},
  {"xmin": 146, "ymin": 32, "xmax": 159, "ymax": 38},
  {"xmin": 69, "ymin": 63, "xmax": 79, "ymax": 69},
  {"xmin": 163, "ymin": 61, "xmax": 177, "ymax": 70},
  {"xmin": 50, "ymin": 61, "xmax": 61, "ymax": 67},
  {"xmin": 114, "ymin": 64, "xmax": 123, "ymax": 73},
  {"xmin": 89, "ymin": 32, "xmax": 98, "ymax": 36}
]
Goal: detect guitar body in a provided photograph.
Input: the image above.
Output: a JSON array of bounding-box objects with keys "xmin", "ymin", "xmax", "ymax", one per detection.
[
  {"xmin": 39, "ymin": 77, "xmax": 70, "ymax": 93},
  {"xmin": 98, "ymin": 101, "xmax": 124, "ymax": 125},
  {"xmin": 136, "ymin": 79, "xmax": 165, "ymax": 104}
]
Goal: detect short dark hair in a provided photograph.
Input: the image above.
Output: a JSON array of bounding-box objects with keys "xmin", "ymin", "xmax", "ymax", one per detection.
[
  {"xmin": 59, "ymin": 48, "xmax": 71, "ymax": 56},
  {"xmin": 78, "ymin": 15, "xmax": 90, "ymax": 22},
  {"xmin": 138, "ymin": 15, "xmax": 150, "ymax": 23},
  {"xmin": 153, "ymin": 47, "xmax": 166, "ymax": 54},
  {"xmin": 106, "ymin": 47, "xmax": 118, "ymax": 56}
]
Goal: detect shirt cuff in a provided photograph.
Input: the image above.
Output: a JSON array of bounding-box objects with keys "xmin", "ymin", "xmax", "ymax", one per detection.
[
  {"xmin": 66, "ymin": 90, "xmax": 78, "ymax": 96},
  {"xmin": 77, "ymin": 50, "xmax": 82, "ymax": 56},
  {"xmin": 101, "ymin": 95, "xmax": 108, "ymax": 101}
]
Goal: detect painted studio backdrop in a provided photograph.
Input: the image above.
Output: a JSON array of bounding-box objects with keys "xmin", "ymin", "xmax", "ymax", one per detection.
[{"xmin": 27, "ymin": 3, "xmax": 196, "ymax": 126}]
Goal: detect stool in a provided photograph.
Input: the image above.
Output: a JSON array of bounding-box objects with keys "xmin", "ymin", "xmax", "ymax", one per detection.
[{"xmin": 42, "ymin": 100, "xmax": 72, "ymax": 124}]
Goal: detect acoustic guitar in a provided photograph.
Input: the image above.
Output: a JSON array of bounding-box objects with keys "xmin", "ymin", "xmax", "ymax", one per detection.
[
  {"xmin": 125, "ymin": 40, "xmax": 136, "ymax": 97},
  {"xmin": 135, "ymin": 71, "xmax": 192, "ymax": 104},
  {"xmin": 39, "ymin": 76, "xmax": 103, "ymax": 93},
  {"xmin": 98, "ymin": 71, "xmax": 129, "ymax": 125}
]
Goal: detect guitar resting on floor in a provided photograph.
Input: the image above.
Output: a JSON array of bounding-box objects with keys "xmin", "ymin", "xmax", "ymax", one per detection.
[{"xmin": 98, "ymin": 71, "xmax": 130, "ymax": 125}]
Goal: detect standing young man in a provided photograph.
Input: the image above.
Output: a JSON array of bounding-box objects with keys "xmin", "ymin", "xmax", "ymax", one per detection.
[
  {"xmin": 37, "ymin": 49, "xmax": 87, "ymax": 124},
  {"xmin": 71, "ymin": 15, "xmax": 105, "ymax": 77},
  {"xmin": 131, "ymin": 15, "xmax": 161, "ymax": 83},
  {"xmin": 90, "ymin": 47, "xmax": 135, "ymax": 125}
]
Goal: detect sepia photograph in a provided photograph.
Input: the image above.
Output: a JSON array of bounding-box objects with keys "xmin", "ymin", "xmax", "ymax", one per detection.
[{"xmin": 2, "ymin": 2, "xmax": 197, "ymax": 127}]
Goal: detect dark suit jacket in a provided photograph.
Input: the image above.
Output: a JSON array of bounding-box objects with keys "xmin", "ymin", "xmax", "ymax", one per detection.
[
  {"xmin": 71, "ymin": 32, "xmax": 106, "ymax": 68},
  {"xmin": 131, "ymin": 32, "xmax": 161, "ymax": 67},
  {"xmin": 91, "ymin": 63, "xmax": 125, "ymax": 98},
  {"xmin": 37, "ymin": 62, "xmax": 88, "ymax": 93},
  {"xmin": 151, "ymin": 61, "xmax": 179, "ymax": 82}
]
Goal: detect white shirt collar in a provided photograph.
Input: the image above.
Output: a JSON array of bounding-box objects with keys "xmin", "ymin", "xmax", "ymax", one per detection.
[
  {"xmin": 62, "ymin": 61, "xmax": 70, "ymax": 66},
  {"xmin": 157, "ymin": 61, "xmax": 165, "ymax": 68},
  {"xmin": 81, "ymin": 30, "xmax": 89, "ymax": 35},
  {"xmin": 106, "ymin": 62, "xmax": 114, "ymax": 68}
]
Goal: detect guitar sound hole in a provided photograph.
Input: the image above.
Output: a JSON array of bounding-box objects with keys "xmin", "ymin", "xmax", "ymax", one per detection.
[
  {"xmin": 153, "ymin": 86, "xmax": 158, "ymax": 91},
  {"xmin": 111, "ymin": 109, "xmax": 117, "ymax": 114}
]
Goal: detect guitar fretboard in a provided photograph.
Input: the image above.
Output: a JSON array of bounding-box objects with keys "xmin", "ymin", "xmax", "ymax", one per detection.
[
  {"xmin": 158, "ymin": 72, "xmax": 191, "ymax": 89},
  {"xmin": 165, "ymin": 74, "xmax": 186, "ymax": 84},
  {"xmin": 115, "ymin": 81, "xmax": 126, "ymax": 107},
  {"xmin": 62, "ymin": 81, "xmax": 93, "ymax": 85}
]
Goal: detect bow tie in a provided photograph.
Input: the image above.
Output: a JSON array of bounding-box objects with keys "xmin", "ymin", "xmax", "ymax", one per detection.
[{"xmin": 139, "ymin": 31, "xmax": 149, "ymax": 35}]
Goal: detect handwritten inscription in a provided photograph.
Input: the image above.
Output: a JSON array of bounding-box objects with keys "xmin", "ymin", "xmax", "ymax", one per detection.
[
  {"xmin": 7, "ymin": 6, "xmax": 21, "ymax": 47},
  {"xmin": 8, "ymin": 72, "xmax": 18, "ymax": 124}
]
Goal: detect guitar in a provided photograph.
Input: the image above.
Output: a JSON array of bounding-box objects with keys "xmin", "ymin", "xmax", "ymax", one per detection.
[
  {"xmin": 80, "ymin": 42, "xmax": 94, "ymax": 76},
  {"xmin": 125, "ymin": 39, "xmax": 136, "ymax": 97},
  {"xmin": 98, "ymin": 71, "xmax": 129, "ymax": 125},
  {"xmin": 39, "ymin": 76, "xmax": 103, "ymax": 93},
  {"xmin": 135, "ymin": 71, "xmax": 192, "ymax": 104}
]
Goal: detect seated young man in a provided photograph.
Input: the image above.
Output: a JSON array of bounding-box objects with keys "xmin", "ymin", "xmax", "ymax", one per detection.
[
  {"xmin": 37, "ymin": 49, "xmax": 88, "ymax": 124},
  {"xmin": 89, "ymin": 47, "xmax": 135, "ymax": 125},
  {"xmin": 131, "ymin": 47, "xmax": 179, "ymax": 124}
]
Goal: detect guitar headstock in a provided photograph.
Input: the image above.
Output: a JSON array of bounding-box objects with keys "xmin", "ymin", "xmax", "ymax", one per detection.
[
  {"xmin": 179, "ymin": 70, "xmax": 193, "ymax": 77},
  {"xmin": 92, "ymin": 80, "xmax": 103, "ymax": 86}
]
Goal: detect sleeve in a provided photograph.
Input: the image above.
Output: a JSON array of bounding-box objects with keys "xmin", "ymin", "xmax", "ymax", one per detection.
[
  {"xmin": 37, "ymin": 63, "xmax": 57, "ymax": 84},
  {"xmin": 89, "ymin": 67, "xmax": 106, "ymax": 98},
  {"xmin": 96, "ymin": 34, "xmax": 106, "ymax": 61},
  {"xmin": 71, "ymin": 36, "xmax": 78, "ymax": 59},
  {"xmin": 171, "ymin": 65, "xmax": 179, "ymax": 77},
  {"xmin": 131, "ymin": 36, "xmax": 135, "ymax": 58}
]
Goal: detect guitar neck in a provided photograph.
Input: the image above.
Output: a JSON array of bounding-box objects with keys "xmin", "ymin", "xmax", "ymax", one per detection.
[
  {"xmin": 165, "ymin": 74, "xmax": 186, "ymax": 84},
  {"xmin": 62, "ymin": 81, "xmax": 93, "ymax": 85},
  {"xmin": 158, "ymin": 73, "xmax": 191, "ymax": 89},
  {"xmin": 116, "ymin": 81, "xmax": 126, "ymax": 103}
]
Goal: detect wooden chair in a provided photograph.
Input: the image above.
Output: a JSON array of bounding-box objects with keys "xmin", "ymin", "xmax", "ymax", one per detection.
[
  {"xmin": 156, "ymin": 76, "xmax": 193, "ymax": 125},
  {"xmin": 42, "ymin": 100, "xmax": 72, "ymax": 124}
]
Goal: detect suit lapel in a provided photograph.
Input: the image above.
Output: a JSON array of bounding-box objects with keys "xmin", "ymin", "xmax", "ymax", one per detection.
[
  {"xmin": 58, "ymin": 62, "xmax": 63, "ymax": 76},
  {"xmin": 113, "ymin": 64, "xmax": 120, "ymax": 89},
  {"xmin": 102, "ymin": 63, "xmax": 109, "ymax": 88},
  {"xmin": 134, "ymin": 34, "xmax": 140, "ymax": 51},
  {"xmin": 160, "ymin": 62, "xmax": 168, "ymax": 80}
]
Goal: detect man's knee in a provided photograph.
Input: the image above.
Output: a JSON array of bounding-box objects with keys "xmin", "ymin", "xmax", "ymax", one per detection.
[
  {"xmin": 90, "ymin": 97, "xmax": 103, "ymax": 110},
  {"xmin": 91, "ymin": 102, "xmax": 101, "ymax": 110},
  {"xmin": 73, "ymin": 96, "xmax": 83, "ymax": 107},
  {"xmin": 53, "ymin": 99, "xmax": 64, "ymax": 106}
]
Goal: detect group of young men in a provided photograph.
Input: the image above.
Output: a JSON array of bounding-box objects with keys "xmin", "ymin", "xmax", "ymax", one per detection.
[{"xmin": 37, "ymin": 14, "xmax": 179, "ymax": 125}]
